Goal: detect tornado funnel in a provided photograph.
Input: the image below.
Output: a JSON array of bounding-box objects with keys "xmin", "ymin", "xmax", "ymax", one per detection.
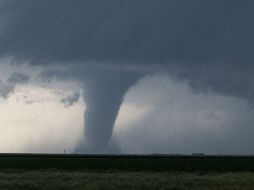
[{"xmin": 80, "ymin": 70, "xmax": 140, "ymax": 153}]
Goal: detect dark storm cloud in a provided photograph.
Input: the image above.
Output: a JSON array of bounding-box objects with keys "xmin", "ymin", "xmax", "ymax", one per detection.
[
  {"xmin": 7, "ymin": 72, "xmax": 29, "ymax": 84},
  {"xmin": 0, "ymin": 0, "xmax": 253, "ymax": 64},
  {"xmin": 0, "ymin": 0, "xmax": 253, "ymax": 98},
  {"xmin": 61, "ymin": 92, "xmax": 80, "ymax": 107},
  {"xmin": 0, "ymin": 0, "xmax": 253, "ymax": 153},
  {"xmin": 0, "ymin": 81, "xmax": 13, "ymax": 98},
  {"xmin": 0, "ymin": 73, "xmax": 29, "ymax": 98}
]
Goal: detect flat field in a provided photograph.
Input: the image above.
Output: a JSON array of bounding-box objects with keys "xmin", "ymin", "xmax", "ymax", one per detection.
[
  {"xmin": 1, "ymin": 154, "xmax": 254, "ymax": 189},
  {"xmin": 1, "ymin": 171, "xmax": 254, "ymax": 190}
]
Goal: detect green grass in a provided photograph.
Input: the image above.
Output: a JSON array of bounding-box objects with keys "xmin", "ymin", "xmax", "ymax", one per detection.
[
  {"xmin": 1, "ymin": 155, "xmax": 254, "ymax": 189},
  {"xmin": 1, "ymin": 155, "xmax": 254, "ymax": 172},
  {"xmin": 1, "ymin": 170, "xmax": 254, "ymax": 190}
]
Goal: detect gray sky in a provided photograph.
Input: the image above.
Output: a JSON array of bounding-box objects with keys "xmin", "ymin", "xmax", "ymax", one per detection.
[{"xmin": 0, "ymin": 0, "xmax": 253, "ymax": 154}]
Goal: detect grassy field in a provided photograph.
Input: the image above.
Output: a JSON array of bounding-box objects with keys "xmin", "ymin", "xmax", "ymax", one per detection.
[
  {"xmin": 1, "ymin": 171, "xmax": 254, "ymax": 190},
  {"xmin": 1, "ymin": 154, "xmax": 254, "ymax": 189},
  {"xmin": 1, "ymin": 154, "xmax": 254, "ymax": 172}
]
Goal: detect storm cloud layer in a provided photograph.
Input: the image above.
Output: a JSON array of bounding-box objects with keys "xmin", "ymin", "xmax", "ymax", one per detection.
[
  {"xmin": 0, "ymin": 0, "xmax": 253, "ymax": 64},
  {"xmin": 0, "ymin": 0, "xmax": 253, "ymax": 153}
]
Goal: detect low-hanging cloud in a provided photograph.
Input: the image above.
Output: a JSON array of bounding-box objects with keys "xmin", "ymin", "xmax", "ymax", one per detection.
[
  {"xmin": 0, "ymin": 72, "xmax": 29, "ymax": 98},
  {"xmin": 61, "ymin": 92, "xmax": 80, "ymax": 107},
  {"xmin": 7, "ymin": 72, "xmax": 29, "ymax": 84},
  {"xmin": 0, "ymin": 0, "xmax": 253, "ymax": 153}
]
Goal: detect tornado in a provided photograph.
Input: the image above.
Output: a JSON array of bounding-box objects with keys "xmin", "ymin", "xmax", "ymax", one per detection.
[
  {"xmin": 0, "ymin": 0, "xmax": 253, "ymax": 153},
  {"xmin": 79, "ymin": 70, "xmax": 141, "ymax": 153}
]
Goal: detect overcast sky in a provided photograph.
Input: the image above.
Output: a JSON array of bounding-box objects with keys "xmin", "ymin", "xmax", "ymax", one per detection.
[{"xmin": 0, "ymin": 0, "xmax": 253, "ymax": 154}]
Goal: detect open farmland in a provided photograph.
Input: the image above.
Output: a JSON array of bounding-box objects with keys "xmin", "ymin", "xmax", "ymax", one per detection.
[
  {"xmin": 1, "ymin": 154, "xmax": 254, "ymax": 189},
  {"xmin": 1, "ymin": 171, "xmax": 254, "ymax": 190},
  {"xmin": 1, "ymin": 154, "xmax": 254, "ymax": 172}
]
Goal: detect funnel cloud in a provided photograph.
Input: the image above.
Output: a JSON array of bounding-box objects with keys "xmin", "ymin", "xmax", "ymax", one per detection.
[
  {"xmin": 80, "ymin": 71, "xmax": 140, "ymax": 153},
  {"xmin": 0, "ymin": 0, "xmax": 253, "ymax": 153}
]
